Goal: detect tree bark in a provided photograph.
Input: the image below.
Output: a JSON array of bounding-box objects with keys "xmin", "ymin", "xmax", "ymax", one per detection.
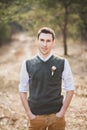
[{"xmin": 63, "ymin": 4, "xmax": 68, "ymax": 55}]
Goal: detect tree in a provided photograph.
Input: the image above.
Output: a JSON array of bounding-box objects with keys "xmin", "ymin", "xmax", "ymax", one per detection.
[
  {"xmin": 58, "ymin": 1, "xmax": 71, "ymax": 55},
  {"xmin": 77, "ymin": 1, "xmax": 87, "ymax": 41},
  {"xmin": 35, "ymin": 0, "xmax": 73, "ymax": 55}
]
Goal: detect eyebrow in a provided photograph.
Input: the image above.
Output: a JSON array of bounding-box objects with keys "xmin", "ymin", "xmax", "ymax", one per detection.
[{"xmin": 40, "ymin": 38, "xmax": 51, "ymax": 42}]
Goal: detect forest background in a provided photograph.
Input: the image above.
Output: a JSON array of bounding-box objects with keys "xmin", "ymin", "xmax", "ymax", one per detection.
[{"xmin": 0, "ymin": 0, "xmax": 87, "ymax": 130}]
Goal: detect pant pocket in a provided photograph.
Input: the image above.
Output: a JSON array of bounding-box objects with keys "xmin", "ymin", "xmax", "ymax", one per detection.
[
  {"xmin": 29, "ymin": 115, "xmax": 46, "ymax": 126},
  {"xmin": 48, "ymin": 114, "xmax": 66, "ymax": 130},
  {"xmin": 56, "ymin": 116, "xmax": 66, "ymax": 127}
]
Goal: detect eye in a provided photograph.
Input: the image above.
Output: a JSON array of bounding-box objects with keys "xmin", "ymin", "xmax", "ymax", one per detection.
[
  {"xmin": 40, "ymin": 39, "xmax": 44, "ymax": 42},
  {"xmin": 46, "ymin": 40, "xmax": 51, "ymax": 42}
]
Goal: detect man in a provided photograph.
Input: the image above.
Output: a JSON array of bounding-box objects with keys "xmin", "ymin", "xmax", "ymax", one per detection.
[{"xmin": 19, "ymin": 27, "xmax": 74, "ymax": 130}]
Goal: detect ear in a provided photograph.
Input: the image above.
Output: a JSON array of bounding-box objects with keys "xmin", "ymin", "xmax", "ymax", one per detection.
[{"xmin": 52, "ymin": 39, "xmax": 56, "ymax": 47}]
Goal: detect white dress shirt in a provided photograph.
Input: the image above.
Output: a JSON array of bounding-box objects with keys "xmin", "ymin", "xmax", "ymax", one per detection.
[{"xmin": 19, "ymin": 54, "xmax": 75, "ymax": 92}]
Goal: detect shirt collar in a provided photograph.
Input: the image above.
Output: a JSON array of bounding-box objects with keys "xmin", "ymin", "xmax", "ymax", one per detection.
[{"xmin": 37, "ymin": 53, "xmax": 53, "ymax": 62}]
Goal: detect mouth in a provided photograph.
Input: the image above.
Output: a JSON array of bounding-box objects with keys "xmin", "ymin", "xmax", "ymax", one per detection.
[{"xmin": 41, "ymin": 47, "xmax": 48, "ymax": 51}]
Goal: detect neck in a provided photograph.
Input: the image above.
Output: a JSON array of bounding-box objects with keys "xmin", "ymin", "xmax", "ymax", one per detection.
[
  {"xmin": 37, "ymin": 52, "xmax": 53, "ymax": 62},
  {"xmin": 39, "ymin": 52, "xmax": 51, "ymax": 59}
]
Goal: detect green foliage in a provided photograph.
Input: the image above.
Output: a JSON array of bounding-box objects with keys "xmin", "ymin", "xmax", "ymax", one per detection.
[
  {"xmin": 0, "ymin": 0, "xmax": 87, "ymax": 45},
  {"xmin": 0, "ymin": 22, "xmax": 11, "ymax": 45},
  {"xmin": 78, "ymin": 3, "xmax": 87, "ymax": 40}
]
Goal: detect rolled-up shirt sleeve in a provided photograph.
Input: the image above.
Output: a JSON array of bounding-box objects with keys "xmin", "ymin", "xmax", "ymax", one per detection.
[
  {"xmin": 62, "ymin": 59, "xmax": 75, "ymax": 91},
  {"xmin": 19, "ymin": 60, "xmax": 29, "ymax": 92}
]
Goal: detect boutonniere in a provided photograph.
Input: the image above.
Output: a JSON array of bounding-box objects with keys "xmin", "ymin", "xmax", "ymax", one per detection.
[{"xmin": 51, "ymin": 66, "xmax": 56, "ymax": 76}]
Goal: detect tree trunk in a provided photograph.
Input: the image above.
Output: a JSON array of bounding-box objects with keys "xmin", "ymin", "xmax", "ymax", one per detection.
[
  {"xmin": 63, "ymin": 29, "xmax": 67, "ymax": 55},
  {"xmin": 63, "ymin": 4, "xmax": 68, "ymax": 55}
]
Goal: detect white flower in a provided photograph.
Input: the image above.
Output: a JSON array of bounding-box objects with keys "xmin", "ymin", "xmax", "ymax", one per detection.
[{"xmin": 51, "ymin": 66, "xmax": 56, "ymax": 76}]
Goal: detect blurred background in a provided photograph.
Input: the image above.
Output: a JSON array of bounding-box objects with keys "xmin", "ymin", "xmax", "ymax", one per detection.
[{"xmin": 0, "ymin": 0, "xmax": 87, "ymax": 130}]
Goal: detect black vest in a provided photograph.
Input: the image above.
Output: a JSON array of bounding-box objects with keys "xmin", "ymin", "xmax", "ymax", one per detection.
[{"xmin": 26, "ymin": 55, "xmax": 64, "ymax": 115}]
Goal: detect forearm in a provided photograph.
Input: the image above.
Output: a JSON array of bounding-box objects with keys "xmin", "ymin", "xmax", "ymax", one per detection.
[
  {"xmin": 56, "ymin": 90, "xmax": 74, "ymax": 117},
  {"xmin": 61, "ymin": 90, "xmax": 74, "ymax": 114},
  {"xmin": 20, "ymin": 92, "xmax": 34, "ymax": 119}
]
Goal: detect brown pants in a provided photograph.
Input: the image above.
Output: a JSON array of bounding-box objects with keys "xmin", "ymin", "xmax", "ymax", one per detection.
[{"xmin": 28, "ymin": 113, "xmax": 66, "ymax": 130}]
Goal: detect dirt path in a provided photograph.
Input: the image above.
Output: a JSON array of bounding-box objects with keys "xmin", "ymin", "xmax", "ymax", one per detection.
[{"xmin": 0, "ymin": 33, "xmax": 87, "ymax": 130}]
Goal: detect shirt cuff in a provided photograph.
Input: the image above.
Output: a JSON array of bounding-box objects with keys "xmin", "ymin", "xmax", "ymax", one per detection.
[
  {"xmin": 19, "ymin": 84, "xmax": 28, "ymax": 92},
  {"xmin": 64, "ymin": 84, "xmax": 75, "ymax": 91}
]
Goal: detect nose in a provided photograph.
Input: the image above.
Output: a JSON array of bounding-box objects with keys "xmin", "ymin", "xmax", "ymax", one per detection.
[{"xmin": 43, "ymin": 41, "xmax": 47, "ymax": 46}]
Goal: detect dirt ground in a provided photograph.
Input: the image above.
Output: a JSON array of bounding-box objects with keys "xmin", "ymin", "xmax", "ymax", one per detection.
[{"xmin": 0, "ymin": 33, "xmax": 87, "ymax": 130}]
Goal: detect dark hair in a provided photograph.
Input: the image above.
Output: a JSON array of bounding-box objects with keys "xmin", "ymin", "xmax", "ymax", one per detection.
[{"xmin": 37, "ymin": 27, "xmax": 55, "ymax": 41}]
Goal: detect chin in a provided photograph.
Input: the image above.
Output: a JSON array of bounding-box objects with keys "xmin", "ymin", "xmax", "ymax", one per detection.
[
  {"xmin": 42, "ymin": 52, "xmax": 49, "ymax": 56},
  {"xmin": 40, "ymin": 48, "xmax": 50, "ymax": 55}
]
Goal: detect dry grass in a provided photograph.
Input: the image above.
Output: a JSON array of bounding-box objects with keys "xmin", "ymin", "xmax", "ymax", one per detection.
[{"xmin": 0, "ymin": 33, "xmax": 87, "ymax": 130}]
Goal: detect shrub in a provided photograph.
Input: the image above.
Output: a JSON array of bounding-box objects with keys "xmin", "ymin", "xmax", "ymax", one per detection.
[{"xmin": 0, "ymin": 22, "xmax": 11, "ymax": 46}]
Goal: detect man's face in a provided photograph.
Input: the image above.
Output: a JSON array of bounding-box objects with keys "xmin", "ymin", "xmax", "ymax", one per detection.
[{"xmin": 37, "ymin": 33, "xmax": 55, "ymax": 57}]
